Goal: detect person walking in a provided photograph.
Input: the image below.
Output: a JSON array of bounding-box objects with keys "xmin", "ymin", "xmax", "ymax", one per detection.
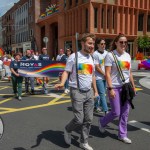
[
  {"xmin": 10, "ymin": 53, "xmax": 23, "ymax": 101},
  {"xmin": 0, "ymin": 57, "xmax": 4, "ymax": 80},
  {"xmin": 55, "ymin": 33, "xmax": 98, "ymax": 150},
  {"xmin": 93, "ymin": 38, "xmax": 108, "ymax": 114},
  {"xmin": 63, "ymin": 48, "xmax": 72, "ymax": 93},
  {"xmin": 22, "ymin": 49, "xmax": 35, "ymax": 94},
  {"xmin": 39, "ymin": 47, "xmax": 51, "ymax": 94},
  {"xmin": 98, "ymin": 34, "xmax": 136, "ymax": 144}
]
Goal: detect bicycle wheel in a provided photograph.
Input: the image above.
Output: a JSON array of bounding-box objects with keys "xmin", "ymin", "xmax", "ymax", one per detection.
[{"xmin": 0, "ymin": 116, "xmax": 4, "ymax": 140}]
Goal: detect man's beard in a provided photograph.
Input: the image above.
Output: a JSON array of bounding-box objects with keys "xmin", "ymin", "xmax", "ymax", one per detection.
[{"xmin": 84, "ymin": 45, "xmax": 91, "ymax": 54}]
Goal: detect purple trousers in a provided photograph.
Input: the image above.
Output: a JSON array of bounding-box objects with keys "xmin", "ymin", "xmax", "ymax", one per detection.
[{"xmin": 100, "ymin": 87, "xmax": 130, "ymax": 138}]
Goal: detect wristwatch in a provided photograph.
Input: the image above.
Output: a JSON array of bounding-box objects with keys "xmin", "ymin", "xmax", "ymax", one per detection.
[{"xmin": 108, "ymin": 87, "xmax": 113, "ymax": 90}]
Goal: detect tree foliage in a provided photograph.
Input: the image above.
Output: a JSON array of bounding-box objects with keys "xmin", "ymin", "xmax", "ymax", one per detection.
[{"xmin": 137, "ymin": 35, "xmax": 150, "ymax": 49}]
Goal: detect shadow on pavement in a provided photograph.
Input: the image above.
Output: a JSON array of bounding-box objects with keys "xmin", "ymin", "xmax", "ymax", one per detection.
[
  {"xmin": 13, "ymin": 148, "xmax": 27, "ymax": 150},
  {"xmin": 90, "ymin": 125, "xmax": 118, "ymax": 140},
  {"xmin": 30, "ymin": 130, "xmax": 70, "ymax": 149}
]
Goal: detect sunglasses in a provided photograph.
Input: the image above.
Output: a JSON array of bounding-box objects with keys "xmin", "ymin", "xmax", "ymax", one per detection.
[
  {"xmin": 119, "ymin": 41, "xmax": 128, "ymax": 45},
  {"xmin": 100, "ymin": 43, "xmax": 106, "ymax": 45}
]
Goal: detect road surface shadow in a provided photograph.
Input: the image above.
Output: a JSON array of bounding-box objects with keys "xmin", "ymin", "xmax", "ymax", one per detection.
[
  {"xmin": 13, "ymin": 148, "xmax": 27, "ymax": 150},
  {"xmin": 30, "ymin": 130, "xmax": 80, "ymax": 149},
  {"xmin": 90, "ymin": 124, "xmax": 118, "ymax": 140}
]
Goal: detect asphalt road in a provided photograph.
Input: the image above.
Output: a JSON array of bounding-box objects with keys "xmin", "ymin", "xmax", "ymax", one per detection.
[{"xmin": 0, "ymin": 73, "xmax": 150, "ymax": 150}]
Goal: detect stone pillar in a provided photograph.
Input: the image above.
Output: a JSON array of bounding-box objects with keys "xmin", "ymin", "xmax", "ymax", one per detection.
[
  {"xmin": 89, "ymin": 2, "xmax": 94, "ymax": 33},
  {"xmin": 98, "ymin": 4, "xmax": 102, "ymax": 33}
]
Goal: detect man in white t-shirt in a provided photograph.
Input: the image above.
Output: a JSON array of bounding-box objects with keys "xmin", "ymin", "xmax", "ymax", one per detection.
[
  {"xmin": 56, "ymin": 49, "xmax": 66, "ymax": 61},
  {"xmin": 55, "ymin": 33, "xmax": 98, "ymax": 150},
  {"xmin": 93, "ymin": 39, "xmax": 108, "ymax": 114}
]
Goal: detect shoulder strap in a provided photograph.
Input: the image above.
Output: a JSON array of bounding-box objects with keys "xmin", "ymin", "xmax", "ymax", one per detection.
[
  {"xmin": 75, "ymin": 52, "xmax": 80, "ymax": 89},
  {"xmin": 111, "ymin": 51, "xmax": 125, "ymax": 83}
]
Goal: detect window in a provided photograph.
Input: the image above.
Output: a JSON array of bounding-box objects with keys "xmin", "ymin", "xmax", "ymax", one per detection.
[
  {"xmin": 101, "ymin": 8, "xmax": 104, "ymax": 28},
  {"xmin": 76, "ymin": 0, "xmax": 78, "ymax": 5},
  {"xmin": 94, "ymin": 8, "xmax": 98, "ymax": 28},
  {"xmin": 29, "ymin": 0, "xmax": 32, "ymax": 7},
  {"xmin": 113, "ymin": 10, "xmax": 115, "ymax": 29},
  {"xmin": 107, "ymin": 9, "xmax": 110, "ymax": 29},
  {"xmin": 69, "ymin": 0, "xmax": 72, "ymax": 6},
  {"xmin": 30, "ymin": 29, "xmax": 33, "ymax": 36},
  {"xmin": 29, "ymin": 15, "xmax": 33, "ymax": 22},
  {"xmin": 64, "ymin": 0, "xmax": 66, "ymax": 8},
  {"xmin": 138, "ymin": 14, "xmax": 144, "ymax": 31},
  {"xmin": 147, "ymin": 15, "xmax": 150, "ymax": 32}
]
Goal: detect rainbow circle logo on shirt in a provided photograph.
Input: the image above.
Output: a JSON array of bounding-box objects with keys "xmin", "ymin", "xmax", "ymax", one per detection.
[
  {"xmin": 78, "ymin": 63, "xmax": 93, "ymax": 75},
  {"xmin": 99, "ymin": 59, "xmax": 104, "ymax": 65},
  {"xmin": 118, "ymin": 61, "xmax": 130, "ymax": 70}
]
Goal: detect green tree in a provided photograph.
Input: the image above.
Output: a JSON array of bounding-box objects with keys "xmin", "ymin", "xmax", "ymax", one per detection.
[{"xmin": 137, "ymin": 35, "xmax": 150, "ymax": 51}]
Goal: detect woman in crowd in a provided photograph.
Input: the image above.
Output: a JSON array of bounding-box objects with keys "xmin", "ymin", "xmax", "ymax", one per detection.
[
  {"xmin": 98, "ymin": 34, "xmax": 136, "ymax": 144},
  {"xmin": 10, "ymin": 53, "xmax": 23, "ymax": 101},
  {"xmin": 63, "ymin": 48, "xmax": 72, "ymax": 93}
]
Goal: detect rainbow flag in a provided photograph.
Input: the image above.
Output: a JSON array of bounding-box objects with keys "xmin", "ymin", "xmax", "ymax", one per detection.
[
  {"xmin": 0, "ymin": 48, "xmax": 4, "ymax": 56},
  {"xmin": 141, "ymin": 59, "xmax": 150, "ymax": 69}
]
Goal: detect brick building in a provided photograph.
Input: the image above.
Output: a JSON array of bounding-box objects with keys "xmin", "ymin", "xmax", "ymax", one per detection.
[
  {"xmin": 2, "ymin": 0, "xmax": 150, "ymax": 58},
  {"xmin": 37, "ymin": 0, "xmax": 150, "ymax": 59}
]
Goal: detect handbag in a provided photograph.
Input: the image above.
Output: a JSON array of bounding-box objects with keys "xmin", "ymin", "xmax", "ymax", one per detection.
[{"xmin": 111, "ymin": 51, "xmax": 135, "ymax": 109}]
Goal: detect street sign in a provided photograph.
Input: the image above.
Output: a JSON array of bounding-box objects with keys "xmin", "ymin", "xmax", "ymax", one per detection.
[
  {"xmin": 43, "ymin": 37, "xmax": 49, "ymax": 43},
  {"xmin": 43, "ymin": 37, "xmax": 49, "ymax": 48}
]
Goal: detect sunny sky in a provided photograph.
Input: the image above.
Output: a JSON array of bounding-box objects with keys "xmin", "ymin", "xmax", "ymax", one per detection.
[{"xmin": 0, "ymin": 0, "xmax": 19, "ymax": 17}]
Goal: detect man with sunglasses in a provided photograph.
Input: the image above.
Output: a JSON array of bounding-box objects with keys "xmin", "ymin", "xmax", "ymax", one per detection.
[{"xmin": 93, "ymin": 38, "xmax": 108, "ymax": 114}]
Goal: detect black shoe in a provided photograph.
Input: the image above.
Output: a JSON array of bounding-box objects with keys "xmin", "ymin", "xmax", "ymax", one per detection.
[{"xmin": 30, "ymin": 89, "xmax": 35, "ymax": 95}]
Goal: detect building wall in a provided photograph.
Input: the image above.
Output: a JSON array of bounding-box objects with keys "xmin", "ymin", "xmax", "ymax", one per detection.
[
  {"xmin": 36, "ymin": 0, "xmax": 150, "ymax": 58},
  {"xmin": 2, "ymin": 0, "xmax": 150, "ymax": 57},
  {"xmin": 0, "ymin": 17, "xmax": 3, "ymax": 47}
]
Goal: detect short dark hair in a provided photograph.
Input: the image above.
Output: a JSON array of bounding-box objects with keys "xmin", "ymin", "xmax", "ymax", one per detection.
[
  {"xmin": 14, "ymin": 53, "xmax": 21, "ymax": 58},
  {"xmin": 81, "ymin": 33, "xmax": 96, "ymax": 42},
  {"xmin": 96, "ymin": 38, "xmax": 105, "ymax": 44}
]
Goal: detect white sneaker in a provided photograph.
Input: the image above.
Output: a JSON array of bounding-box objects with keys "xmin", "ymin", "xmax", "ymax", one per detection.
[
  {"xmin": 80, "ymin": 142, "xmax": 93, "ymax": 150},
  {"xmin": 64, "ymin": 89, "xmax": 69, "ymax": 94},
  {"xmin": 98, "ymin": 118, "xmax": 105, "ymax": 133},
  {"xmin": 18, "ymin": 96, "xmax": 22, "ymax": 101},
  {"xmin": 64, "ymin": 128, "xmax": 71, "ymax": 145},
  {"xmin": 118, "ymin": 137, "xmax": 132, "ymax": 144}
]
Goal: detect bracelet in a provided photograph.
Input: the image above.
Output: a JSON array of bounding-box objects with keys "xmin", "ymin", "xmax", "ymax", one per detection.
[{"xmin": 107, "ymin": 87, "xmax": 113, "ymax": 90}]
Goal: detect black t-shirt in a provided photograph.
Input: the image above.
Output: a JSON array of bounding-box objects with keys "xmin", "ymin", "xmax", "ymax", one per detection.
[
  {"xmin": 22, "ymin": 55, "xmax": 35, "ymax": 60},
  {"xmin": 39, "ymin": 54, "xmax": 51, "ymax": 61}
]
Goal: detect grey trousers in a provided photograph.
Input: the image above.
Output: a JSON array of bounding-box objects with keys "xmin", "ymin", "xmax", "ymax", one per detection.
[
  {"xmin": 66, "ymin": 87, "xmax": 94, "ymax": 143},
  {"xmin": 25, "ymin": 77, "xmax": 34, "ymax": 91}
]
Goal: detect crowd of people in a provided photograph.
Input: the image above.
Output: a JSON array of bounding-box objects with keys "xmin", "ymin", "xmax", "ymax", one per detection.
[
  {"xmin": 0, "ymin": 47, "xmax": 72, "ymax": 100},
  {"xmin": 0, "ymin": 32, "xmax": 137, "ymax": 150},
  {"xmin": 55, "ymin": 33, "xmax": 136, "ymax": 150}
]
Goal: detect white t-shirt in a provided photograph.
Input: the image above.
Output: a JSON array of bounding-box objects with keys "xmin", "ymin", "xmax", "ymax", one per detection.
[
  {"xmin": 56, "ymin": 54, "xmax": 65, "ymax": 61},
  {"xmin": 34, "ymin": 55, "xmax": 39, "ymax": 60},
  {"xmin": 93, "ymin": 50, "xmax": 108, "ymax": 80},
  {"xmin": 65, "ymin": 51, "xmax": 94, "ymax": 91},
  {"xmin": 105, "ymin": 50, "xmax": 131, "ymax": 87},
  {"xmin": 0, "ymin": 60, "xmax": 3, "ymax": 71}
]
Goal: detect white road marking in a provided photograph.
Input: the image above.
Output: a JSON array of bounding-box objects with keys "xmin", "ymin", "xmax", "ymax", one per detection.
[
  {"xmin": 128, "ymin": 120, "xmax": 150, "ymax": 133},
  {"xmin": 47, "ymin": 93, "xmax": 64, "ymax": 98}
]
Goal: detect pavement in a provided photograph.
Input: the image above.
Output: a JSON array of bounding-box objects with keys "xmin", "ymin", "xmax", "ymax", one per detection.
[{"xmin": 0, "ymin": 71, "xmax": 150, "ymax": 150}]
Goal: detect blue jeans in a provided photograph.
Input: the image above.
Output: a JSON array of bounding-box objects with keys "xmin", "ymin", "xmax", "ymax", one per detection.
[
  {"xmin": 96, "ymin": 79, "xmax": 108, "ymax": 112},
  {"xmin": 64, "ymin": 79, "xmax": 69, "ymax": 89}
]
